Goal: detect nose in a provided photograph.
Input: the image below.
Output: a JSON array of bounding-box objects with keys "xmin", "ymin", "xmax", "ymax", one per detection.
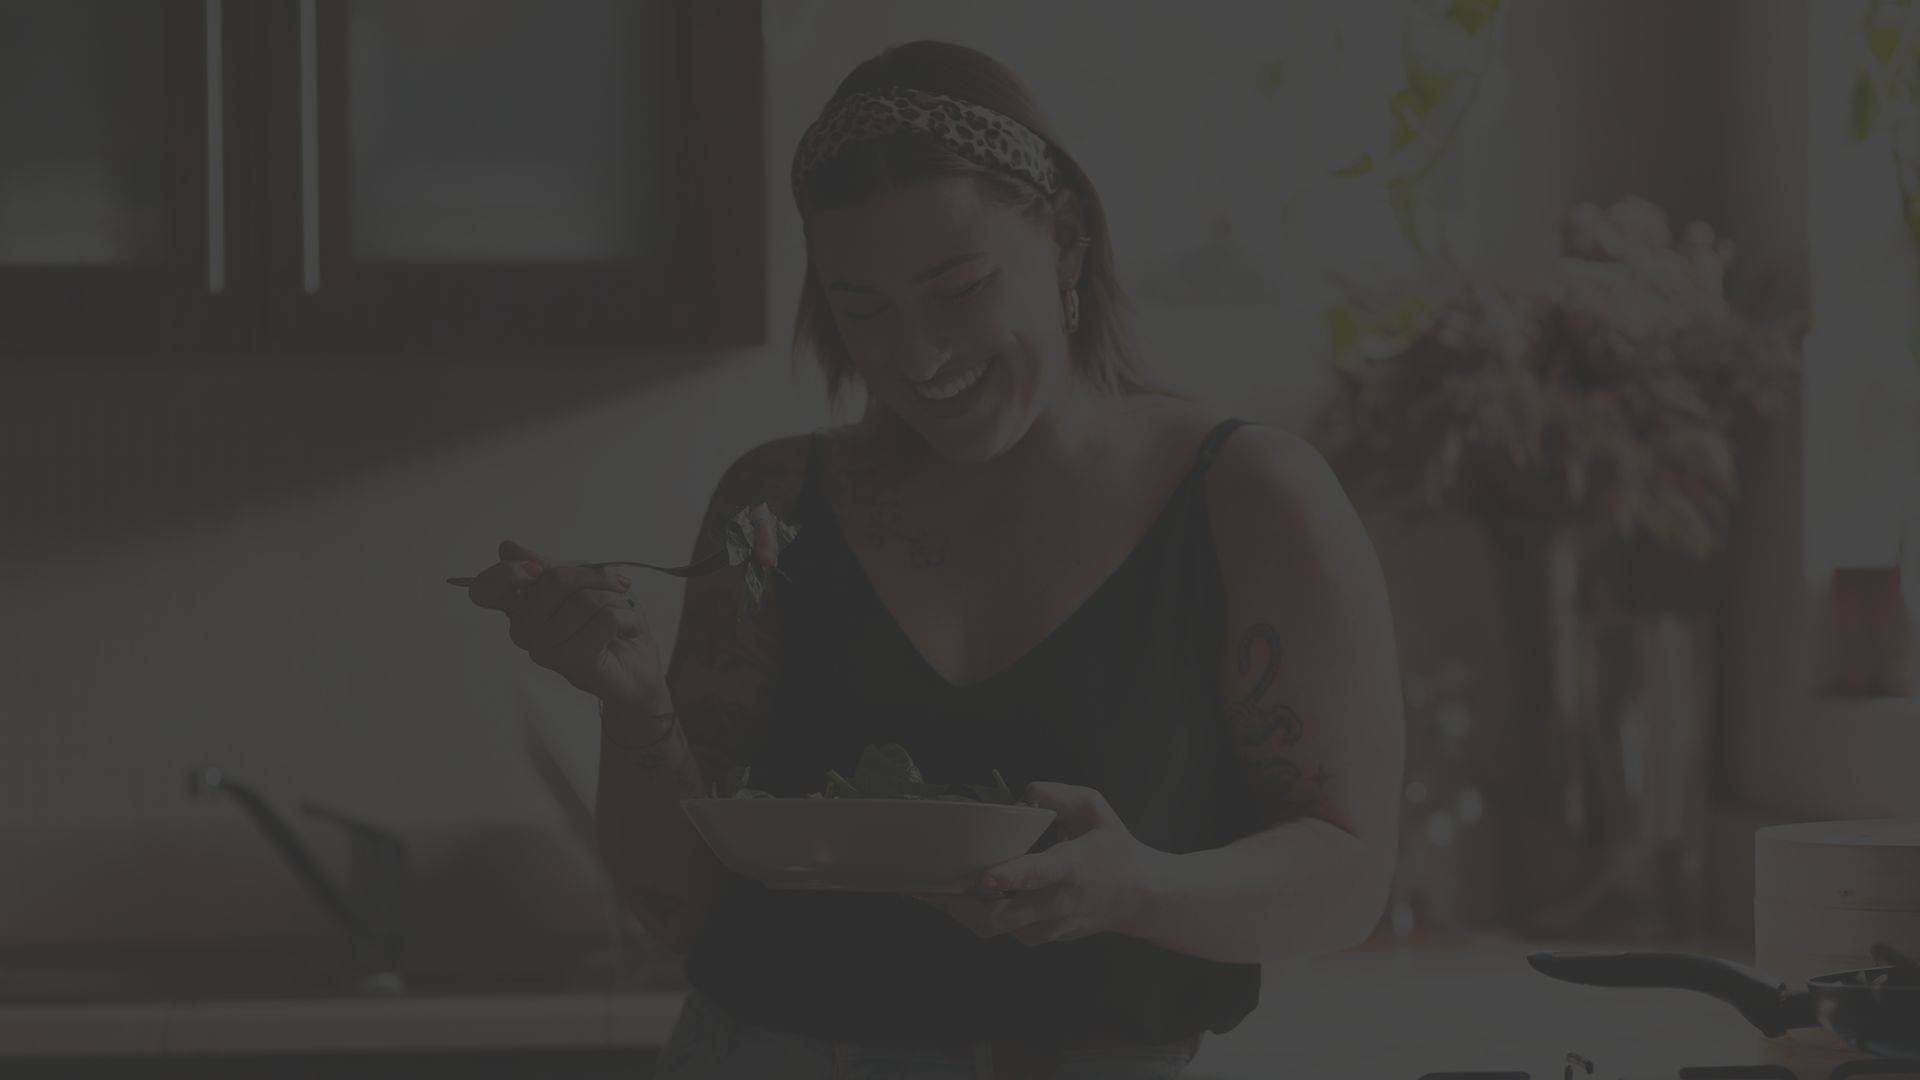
[{"xmin": 897, "ymin": 324, "xmax": 958, "ymax": 384}]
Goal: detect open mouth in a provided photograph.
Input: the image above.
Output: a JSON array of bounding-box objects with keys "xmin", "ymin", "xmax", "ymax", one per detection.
[{"xmin": 912, "ymin": 357, "xmax": 994, "ymax": 402}]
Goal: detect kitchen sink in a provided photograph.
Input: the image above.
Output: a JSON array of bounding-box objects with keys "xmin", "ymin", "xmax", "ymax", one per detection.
[{"xmin": 0, "ymin": 942, "xmax": 688, "ymax": 1005}]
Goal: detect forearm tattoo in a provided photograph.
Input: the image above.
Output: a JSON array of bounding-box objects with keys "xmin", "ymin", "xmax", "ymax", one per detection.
[{"xmin": 1227, "ymin": 623, "xmax": 1331, "ymax": 822}]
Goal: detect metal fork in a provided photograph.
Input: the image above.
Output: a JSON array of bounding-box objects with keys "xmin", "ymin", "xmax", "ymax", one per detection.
[{"xmin": 444, "ymin": 547, "xmax": 729, "ymax": 588}]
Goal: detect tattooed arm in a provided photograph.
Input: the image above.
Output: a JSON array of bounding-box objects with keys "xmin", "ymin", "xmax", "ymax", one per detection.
[
  {"xmin": 593, "ymin": 435, "xmax": 809, "ymax": 951},
  {"xmin": 1125, "ymin": 428, "xmax": 1404, "ymax": 964}
]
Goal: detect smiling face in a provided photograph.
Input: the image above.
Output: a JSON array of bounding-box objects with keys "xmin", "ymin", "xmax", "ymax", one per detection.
[{"xmin": 806, "ymin": 176, "xmax": 1085, "ymax": 465}]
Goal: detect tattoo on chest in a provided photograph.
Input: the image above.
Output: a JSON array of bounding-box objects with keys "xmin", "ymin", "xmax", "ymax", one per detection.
[
  {"xmin": 1227, "ymin": 623, "xmax": 1330, "ymax": 821},
  {"xmin": 831, "ymin": 439, "xmax": 949, "ymax": 569}
]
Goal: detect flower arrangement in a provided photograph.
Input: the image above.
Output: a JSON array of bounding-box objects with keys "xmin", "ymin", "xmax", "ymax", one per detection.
[{"xmin": 1315, "ymin": 197, "xmax": 1801, "ymax": 565}]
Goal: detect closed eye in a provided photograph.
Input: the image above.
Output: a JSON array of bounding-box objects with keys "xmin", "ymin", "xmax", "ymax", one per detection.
[
  {"xmin": 839, "ymin": 270, "xmax": 995, "ymax": 320},
  {"xmin": 940, "ymin": 272, "xmax": 996, "ymax": 301}
]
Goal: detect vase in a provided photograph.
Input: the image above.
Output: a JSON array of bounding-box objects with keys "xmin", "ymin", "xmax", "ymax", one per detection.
[
  {"xmin": 1823, "ymin": 565, "xmax": 1912, "ymax": 698},
  {"xmin": 1497, "ymin": 524, "xmax": 1720, "ymax": 941}
]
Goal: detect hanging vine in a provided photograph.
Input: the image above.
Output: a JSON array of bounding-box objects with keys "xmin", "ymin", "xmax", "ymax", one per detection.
[
  {"xmin": 1853, "ymin": 0, "xmax": 1920, "ymax": 250},
  {"xmin": 1260, "ymin": 0, "xmax": 1512, "ymax": 362}
]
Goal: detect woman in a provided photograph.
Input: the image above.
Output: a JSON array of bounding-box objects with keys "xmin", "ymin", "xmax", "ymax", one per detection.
[{"xmin": 467, "ymin": 41, "xmax": 1403, "ymax": 1080}]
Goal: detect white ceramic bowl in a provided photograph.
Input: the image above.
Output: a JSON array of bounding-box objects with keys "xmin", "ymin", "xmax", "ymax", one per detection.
[{"xmin": 681, "ymin": 797, "xmax": 1056, "ymax": 893}]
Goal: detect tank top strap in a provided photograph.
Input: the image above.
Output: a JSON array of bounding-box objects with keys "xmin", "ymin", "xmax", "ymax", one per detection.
[
  {"xmin": 1192, "ymin": 417, "xmax": 1253, "ymax": 474},
  {"xmin": 804, "ymin": 428, "xmax": 827, "ymax": 491}
]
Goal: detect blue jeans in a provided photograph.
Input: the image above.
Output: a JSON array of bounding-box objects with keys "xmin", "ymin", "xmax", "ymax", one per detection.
[{"xmin": 652, "ymin": 988, "xmax": 1202, "ymax": 1080}]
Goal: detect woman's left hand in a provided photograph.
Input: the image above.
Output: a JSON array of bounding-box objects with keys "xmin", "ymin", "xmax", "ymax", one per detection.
[{"xmin": 913, "ymin": 782, "xmax": 1169, "ymax": 946}]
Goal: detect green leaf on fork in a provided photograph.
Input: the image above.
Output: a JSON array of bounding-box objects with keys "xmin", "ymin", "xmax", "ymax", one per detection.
[{"xmin": 723, "ymin": 503, "xmax": 800, "ymax": 618}]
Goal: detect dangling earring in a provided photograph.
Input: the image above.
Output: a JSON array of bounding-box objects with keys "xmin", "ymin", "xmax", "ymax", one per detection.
[{"xmin": 1063, "ymin": 287, "xmax": 1081, "ymax": 334}]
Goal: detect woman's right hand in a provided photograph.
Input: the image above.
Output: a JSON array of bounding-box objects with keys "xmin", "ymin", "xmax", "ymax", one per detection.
[{"xmin": 466, "ymin": 540, "xmax": 669, "ymax": 711}]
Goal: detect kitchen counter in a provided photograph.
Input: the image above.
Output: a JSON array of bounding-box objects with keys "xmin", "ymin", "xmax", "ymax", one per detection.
[
  {"xmin": 0, "ymin": 991, "xmax": 685, "ymax": 1057},
  {"xmin": 0, "ymin": 933, "xmax": 1850, "ymax": 1078},
  {"xmin": 1185, "ymin": 932, "xmax": 1809, "ymax": 1079}
]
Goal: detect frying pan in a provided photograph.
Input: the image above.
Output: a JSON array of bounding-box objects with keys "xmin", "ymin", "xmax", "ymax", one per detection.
[{"xmin": 1527, "ymin": 950, "xmax": 1920, "ymax": 1060}]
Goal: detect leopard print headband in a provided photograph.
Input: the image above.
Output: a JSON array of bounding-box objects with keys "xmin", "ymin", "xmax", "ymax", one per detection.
[{"xmin": 790, "ymin": 87, "xmax": 1060, "ymax": 209}]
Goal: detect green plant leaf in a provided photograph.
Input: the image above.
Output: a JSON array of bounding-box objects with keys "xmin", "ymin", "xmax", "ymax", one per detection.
[
  {"xmin": 1869, "ymin": 23, "xmax": 1903, "ymax": 65},
  {"xmin": 849, "ymin": 743, "xmax": 922, "ymax": 798},
  {"xmin": 737, "ymin": 744, "xmax": 1022, "ymax": 804},
  {"xmin": 1907, "ymin": 191, "xmax": 1920, "ymax": 244},
  {"xmin": 1260, "ymin": 59, "xmax": 1288, "ymax": 95},
  {"xmin": 1388, "ymin": 177, "xmax": 1425, "ymax": 255},
  {"xmin": 723, "ymin": 507, "xmax": 753, "ymax": 567},
  {"xmin": 1327, "ymin": 304, "xmax": 1361, "ymax": 359},
  {"xmin": 1382, "ymin": 292, "xmax": 1435, "ymax": 339},
  {"xmin": 1391, "ymin": 84, "xmax": 1424, "ymax": 115},
  {"xmin": 719, "ymin": 504, "xmax": 800, "ymax": 618},
  {"xmin": 1444, "ymin": 0, "xmax": 1502, "ymax": 35},
  {"xmin": 1854, "ymin": 67, "xmax": 1883, "ymax": 140},
  {"xmin": 960, "ymin": 782, "xmax": 1018, "ymax": 805},
  {"xmin": 1390, "ymin": 112, "xmax": 1419, "ymax": 152},
  {"xmin": 824, "ymin": 768, "xmax": 859, "ymax": 798},
  {"xmin": 717, "ymin": 764, "xmax": 773, "ymax": 798},
  {"xmin": 1405, "ymin": 55, "xmax": 1461, "ymax": 115},
  {"xmin": 1332, "ymin": 154, "xmax": 1375, "ymax": 178}
]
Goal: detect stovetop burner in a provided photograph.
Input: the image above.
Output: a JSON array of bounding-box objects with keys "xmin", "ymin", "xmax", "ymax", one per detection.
[{"xmin": 1413, "ymin": 1053, "xmax": 1920, "ymax": 1079}]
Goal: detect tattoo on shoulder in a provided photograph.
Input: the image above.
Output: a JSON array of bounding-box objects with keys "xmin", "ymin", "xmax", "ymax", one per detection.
[
  {"xmin": 1228, "ymin": 624, "xmax": 1301, "ymax": 748},
  {"xmin": 1226, "ymin": 622, "xmax": 1331, "ymax": 822}
]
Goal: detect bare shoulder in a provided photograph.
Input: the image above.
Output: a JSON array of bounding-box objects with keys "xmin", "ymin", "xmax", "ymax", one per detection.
[
  {"xmin": 1202, "ymin": 419, "xmax": 1375, "ymax": 579},
  {"xmin": 1116, "ymin": 396, "xmax": 1341, "ymax": 509},
  {"xmin": 707, "ymin": 432, "xmax": 816, "ymax": 522},
  {"xmin": 1208, "ymin": 423, "xmax": 1345, "ymax": 512}
]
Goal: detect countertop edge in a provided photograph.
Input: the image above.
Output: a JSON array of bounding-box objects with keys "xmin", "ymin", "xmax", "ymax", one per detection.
[{"xmin": 0, "ymin": 991, "xmax": 689, "ymax": 1058}]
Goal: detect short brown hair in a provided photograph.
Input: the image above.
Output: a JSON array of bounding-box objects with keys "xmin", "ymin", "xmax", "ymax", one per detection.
[{"xmin": 790, "ymin": 41, "xmax": 1167, "ymax": 409}]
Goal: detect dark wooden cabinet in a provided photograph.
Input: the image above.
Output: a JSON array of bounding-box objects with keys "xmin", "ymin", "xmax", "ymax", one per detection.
[
  {"xmin": 0, "ymin": 0, "xmax": 260, "ymax": 356},
  {"xmin": 0, "ymin": 0, "xmax": 764, "ymax": 359}
]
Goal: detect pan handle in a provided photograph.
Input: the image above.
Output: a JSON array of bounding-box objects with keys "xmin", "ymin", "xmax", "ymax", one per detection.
[{"xmin": 1527, "ymin": 951, "xmax": 1818, "ymax": 1038}]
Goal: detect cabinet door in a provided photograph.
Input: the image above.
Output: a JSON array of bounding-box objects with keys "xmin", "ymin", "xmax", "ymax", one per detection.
[
  {"xmin": 262, "ymin": 0, "xmax": 764, "ymax": 354},
  {"xmin": 0, "ymin": 0, "xmax": 262, "ymax": 358}
]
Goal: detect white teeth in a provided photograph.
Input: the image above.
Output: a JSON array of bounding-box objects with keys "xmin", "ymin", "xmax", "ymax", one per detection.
[{"xmin": 913, "ymin": 360, "xmax": 988, "ymax": 401}]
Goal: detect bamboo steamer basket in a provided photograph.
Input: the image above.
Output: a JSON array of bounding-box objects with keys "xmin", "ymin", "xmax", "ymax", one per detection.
[
  {"xmin": 1761, "ymin": 1033, "xmax": 1880, "ymax": 1076},
  {"xmin": 1754, "ymin": 819, "xmax": 1920, "ymax": 909},
  {"xmin": 1752, "ymin": 819, "xmax": 1920, "ymax": 1066}
]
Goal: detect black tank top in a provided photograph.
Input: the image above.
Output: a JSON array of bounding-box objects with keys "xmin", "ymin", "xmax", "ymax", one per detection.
[{"xmin": 682, "ymin": 417, "xmax": 1262, "ymax": 1044}]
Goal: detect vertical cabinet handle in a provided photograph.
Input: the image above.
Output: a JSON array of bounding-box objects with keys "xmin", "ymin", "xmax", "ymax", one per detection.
[
  {"xmin": 205, "ymin": 0, "xmax": 223, "ymax": 295},
  {"xmin": 299, "ymin": 0, "xmax": 320, "ymax": 294}
]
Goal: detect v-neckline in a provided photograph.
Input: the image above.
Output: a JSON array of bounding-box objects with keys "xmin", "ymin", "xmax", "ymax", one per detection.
[{"xmin": 812, "ymin": 450, "xmax": 1204, "ymax": 694}]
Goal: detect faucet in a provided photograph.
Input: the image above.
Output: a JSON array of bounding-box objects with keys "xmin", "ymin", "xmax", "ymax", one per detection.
[{"xmin": 188, "ymin": 766, "xmax": 408, "ymax": 995}]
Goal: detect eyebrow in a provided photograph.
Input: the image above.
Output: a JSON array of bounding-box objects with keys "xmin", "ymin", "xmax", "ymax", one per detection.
[{"xmin": 827, "ymin": 251, "xmax": 990, "ymax": 294}]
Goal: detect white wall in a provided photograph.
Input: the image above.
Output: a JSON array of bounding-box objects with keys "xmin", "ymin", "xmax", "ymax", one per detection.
[
  {"xmin": 0, "ymin": 3, "xmax": 1356, "ymax": 947},
  {"xmin": 0, "ymin": 0, "xmax": 1833, "ymax": 959}
]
